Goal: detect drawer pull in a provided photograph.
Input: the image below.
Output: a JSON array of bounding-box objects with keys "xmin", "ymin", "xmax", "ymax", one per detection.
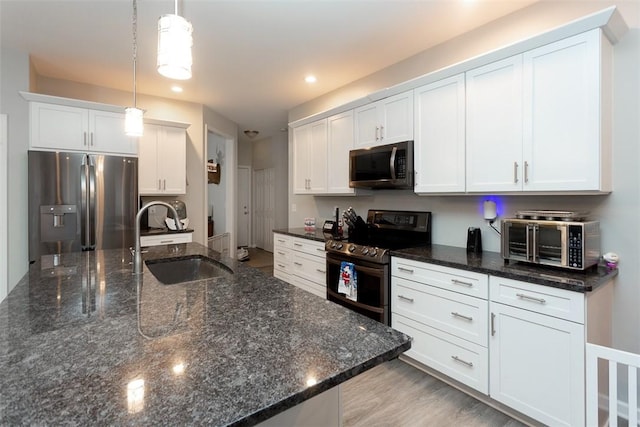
[
  {"xmin": 451, "ymin": 279, "xmax": 473, "ymax": 287},
  {"xmin": 316, "ymin": 247, "xmax": 325, "ymax": 252},
  {"xmin": 160, "ymin": 240, "xmax": 173, "ymax": 244},
  {"xmin": 451, "ymin": 355, "xmax": 473, "ymax": 368},
  {"xmin": 316, "ymin": 269, "xmax": 325, "ymax": 274},
  {"xmin": 294, "ymin": 243, "xmax": 303, "ymax": 247},
  {"xmin": 516, "ymin": 293, "xmax": 546, "ymax": 304},
  {"xmin": 277, "ymin": 239, "xmax": 286, "ymax": 243},
  {"xmin": 398, "ymin": 295, "xmax": 414, "ymax": 303},
  {"xmin": 451, "ymin": 312, "xmax": 473, "ymax": 322},
  {"xmin": 294, "ymin": 262, "xmax": 303, "ymax": 266},
  {"xmin": 491, "ymin": 312, "xmax": 496, "ymax": 336},
  {"xmin": 398, "ymin": 267, "xmax": 414, "ymax": 274},
  {"xmin": 278, "ymin": 251, "xmax": 286, "ymax": 256},
  {"xmin": 277, "ymin": 264, "xmax": 286, "ymax": 268}
]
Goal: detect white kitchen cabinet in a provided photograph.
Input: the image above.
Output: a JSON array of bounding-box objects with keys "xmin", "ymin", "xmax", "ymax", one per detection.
[
  {"xmin": 139, "ymin": 123, "xmax": 187, "ymax": 195},
  {"xmin": 466, "ymin": 29, "xmax": 611, "ymax": 193},
  {"xmin": 140, "ymin": 232, "xmax": 193, "ymax": 247},
  {"xmin": 292, "ymin": 119, "xmax": 327, "ymax": 194},
  {"xmin": 413, "ymin": 74, "xmax": 466, "ymax": 193},
  {"xmin": 466, "ymin": 55, "xmax": 523, "ymax": 192},
  {"xmin": 273, "ymin": 233, "xmax": 326, "ymax": 298},
  {"xmin": 29, "ymin": 102, "xmax": 137, "ymax": 155},
  {"xmin": 391, "ymin": 258, "xmax": 489, "ymax": 393},
  {"xmin": 354, "ymin": 91, "xmax": 413, "ymax": 148},
  {"xmin": 489, "ymin": 275, "xmax": 612, "ymax": 427},
  {"xmin": 327, "ymin": 110, "xmax": 356, "ymax": 194},
  {"xmin": 522, "ymin": 29, "xmax": 610, "ymax": 192}
]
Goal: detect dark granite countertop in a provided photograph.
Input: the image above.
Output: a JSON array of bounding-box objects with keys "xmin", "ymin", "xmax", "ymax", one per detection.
[
  {"xmin": 0, "ymin": 243, "xmax": 410, "ymax": 426},
  {"xmin": 273, "ymin": 227, "xmax": 329, "ymax": 242},
  {"xmin": 140, "ymin": 227, "xmax": 194, "ymax": 236},
  {"xmin": 391, "ymin": 245, "xmax": 617, "ymax": 292}
]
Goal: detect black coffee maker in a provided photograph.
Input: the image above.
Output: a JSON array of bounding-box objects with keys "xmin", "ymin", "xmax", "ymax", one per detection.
[{"xmin": 466, "ymin": 227, "xmax": 482, "ymax": 254}]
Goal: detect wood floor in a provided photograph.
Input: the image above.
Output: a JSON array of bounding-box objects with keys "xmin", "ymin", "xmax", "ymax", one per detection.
[
  {"xmin": 342, "ymin": 358, "xmax": 525, "ymax": 427},
  {"xmin": 249, "ymin": 247, "xmax": 525, "ymax": 426}
]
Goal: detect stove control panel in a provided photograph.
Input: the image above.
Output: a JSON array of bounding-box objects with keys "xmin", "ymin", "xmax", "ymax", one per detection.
[{"xmin": 325, "ymin": 239, "xmax": 389, "ymax": 264}]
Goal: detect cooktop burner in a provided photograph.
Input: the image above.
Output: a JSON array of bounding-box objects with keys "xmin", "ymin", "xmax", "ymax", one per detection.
[
  {"xmin": 325, "ymin": 210, "xmax": 432, "ymax": 264},
  {"xmin": 515, "ymin": 210, "xmax": 589, "ymax": 221}
]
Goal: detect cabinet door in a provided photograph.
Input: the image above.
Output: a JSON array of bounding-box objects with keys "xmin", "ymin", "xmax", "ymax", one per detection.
[
  {"xmin": 89, "ymin": 110, "xmax": 137, "ymax": 155},
  {"xmin": 380, "ymin": 91, "xmax": 413, "ymax": 144},
  {"xmin": 354, "ymin": 103, "xmax": 380, "ymax": 148},
  {"xmin": 138, "ymin": 124, "xmax": 160, "ymax": 194},
  {"xmin": 523, "ymin": 30, "xmax": 602, "ymax": 192},
  {"xmin": 30, "ymin": 102, "xmax": 88, "ymax": 151},
  {"xmin": 489, "ymin": 302, "xmax": 584, "ymax": 426},
  {"xmin": 327, "ymin": 111, "xmax": 355, "ymax": 194},
  {"xmin": 158, "ymin": 126, "xmax": 186, "ymax": 194},
  {"xmin": 307, "ymin": 119, "xmax": 327, "ymax": 193},
  {"xmin": 292, "ymin": 124, "xmax": 311, "ymax": 194},
  {"xmin": 466, "ymin": 56, "xmax": 523, "ymax": 192},
  {"xmin": 414, "ymin": 74, "xmax": 466, "ymax": 193}
]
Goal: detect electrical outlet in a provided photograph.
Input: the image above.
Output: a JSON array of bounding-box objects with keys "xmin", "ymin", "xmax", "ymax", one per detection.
[{"xmin": 291, "ymin": 203, "xmax": 297, "ymax": 212}]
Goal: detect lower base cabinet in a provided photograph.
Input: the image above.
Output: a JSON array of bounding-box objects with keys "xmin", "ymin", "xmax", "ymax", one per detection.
[
  {"xmin": 140, "ymin": 232, "xmax": 192, "ymax": 247},
  {"xmin": 391, "ymin": 256, "xmax": 613, "ymax": 426},
  {"xmin": 274, "ymin": 233, "xmax": 326, "ymax": 298}
]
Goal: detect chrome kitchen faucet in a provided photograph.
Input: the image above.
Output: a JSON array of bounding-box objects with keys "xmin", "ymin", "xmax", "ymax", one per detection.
[{"xmin": 133, "ymin": 201, "xmax": 183, "ymax": 274}]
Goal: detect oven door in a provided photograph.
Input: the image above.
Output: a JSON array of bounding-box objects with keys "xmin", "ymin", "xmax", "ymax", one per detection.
[{"xmin": 326, "ymin": 252, "xmax": 389, "ymax": 325}]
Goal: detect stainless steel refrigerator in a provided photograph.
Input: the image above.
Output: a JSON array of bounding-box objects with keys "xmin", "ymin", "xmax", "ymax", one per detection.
[{"xmin": 28, "ymin": 150, "xmax": 138, "ymax": 263}]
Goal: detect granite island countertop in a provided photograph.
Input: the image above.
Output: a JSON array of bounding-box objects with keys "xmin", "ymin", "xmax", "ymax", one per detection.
[{"xmin": 0, "ymin": 243, "xmax": 411, "ymax": 426}]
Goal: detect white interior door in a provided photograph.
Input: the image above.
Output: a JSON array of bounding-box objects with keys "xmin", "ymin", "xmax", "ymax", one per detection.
[
  {"xmin": 237, "ymin": 166, "xmax": 251, "ymax": 247},
  {"xmin": 0, "ymin": 114, "xmax": 7, "ymax": 303},
  {"xmin": 254, "ymin": 168, "xmax": 275, "ymax": 252}
]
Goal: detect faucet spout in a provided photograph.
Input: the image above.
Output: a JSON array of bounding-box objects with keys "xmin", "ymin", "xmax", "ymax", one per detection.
[{"xmin": 133, "ymin": 201, "xmax": 183, "ymax": 274}]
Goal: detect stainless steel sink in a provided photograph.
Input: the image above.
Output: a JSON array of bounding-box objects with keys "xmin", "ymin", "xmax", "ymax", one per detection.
[{"xmin": 145, "ymin": 255, "xmax": 233, "ymax": 285}]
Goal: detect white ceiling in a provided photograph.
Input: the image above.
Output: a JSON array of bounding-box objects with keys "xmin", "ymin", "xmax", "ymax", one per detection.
[{"xmin": 1, "ymin": 0, "xmax": 538, "ymax": 142}]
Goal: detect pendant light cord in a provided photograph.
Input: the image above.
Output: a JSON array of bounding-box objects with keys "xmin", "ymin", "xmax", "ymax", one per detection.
[{"xmin": 132, "ymin": 0, "xmax": 138, "ymax": 108}]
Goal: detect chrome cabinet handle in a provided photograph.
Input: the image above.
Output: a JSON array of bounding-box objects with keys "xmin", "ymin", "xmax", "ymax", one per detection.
[
  {"xmin": 451, "ymin": 355, "xmax": 473, "ymax": 368},
  {"xmin": 516, "ymin": 293, "xmax": 546, "ymax": 304},
  {"xmin": 277, "ymin": 263, "xmax": 285, "ymax": 268},
  {"xmin": 160, "ymin": 240, "xmax": 173, "ymax": 244},
  {"xmin": 316, "ymin": 269, "xmax": 325, "ymax": 273},
  {"xmin": 294, "ymin": 243, "xmax": 303, "ymax": 247},
  {"xmin": 294, "ymin": 262, "xmax": 303, "ymax": 266},
  {"xmin": 163, "ymin": 179, "xmax": 166, "ymax": 190},
  {"xmin": 158, "ymin": 179, "xmax": 162, "ymax": 190},
  {"xmin": 514, "ymin": 161, "xmax": 519, "ymax": 183},
  {"xmin": 83, "ymin": 131, "xmax": 88, "ymax": 146},
  {"xmin": 398, "ymin": 295, "xmax": 414, "ymax": 303},
  {"xmin": 90, "ymin": 132, "xmax": 94, "ymax": 146},
  {"xmin": 375, "ymin": 126, "xmax": 380, "ymax": 141},
  {"xmin": 491, "ymin": 312, "xmax": 496, "ymax": 336},
  {"xmin": 277, "ymin": 239, "xmax": 285, "ymax": 243},
  {"xmin": 451, "ymin": 279, "xmax": 473, "ymax": 287},
  {"xmin": 398, "ymin": 267, "xmax": 414, "ymax": 274},
  {"xmin": 277, "ymin": 251, "xmax": 286, "ymax": 256},
  {"xmin": 451, "ymin": 312, "xmax": 473, "ymax": 322},
  {"xmin": 380, "ymin": 125, "xmax": 384, "ymax": 140},
  {"xmin": 524, "ymin": 161, "xmax": 529, "ymax": 183},
  {"xmin": 316, "ymin": 248, "xmax": 325, "ymax": 252}
]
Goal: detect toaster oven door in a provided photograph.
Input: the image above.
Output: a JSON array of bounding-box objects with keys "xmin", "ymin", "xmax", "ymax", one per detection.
[{"xmin": 502, "ymin": 221, "xmax": 565, "ymax": 266}]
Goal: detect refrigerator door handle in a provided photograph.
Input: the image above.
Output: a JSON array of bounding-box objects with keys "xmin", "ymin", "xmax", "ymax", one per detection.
[
  {"xmin": 80, "ymin": 156, "xmax": 90, "ymax": 249},
  {"xmin": 87, "ymin": 156, "xmax": 96, "ymax": 250}
]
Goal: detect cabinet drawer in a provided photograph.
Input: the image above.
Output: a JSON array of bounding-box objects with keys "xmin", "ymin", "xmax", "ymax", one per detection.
[
  {"xmin": 140, "ymin": 233, "xmax": 192, "ymax": 247},
  {"xmin": 392, "ymin": 258, "xmax": 488, "ymax": 299},
  {"xmin": 292, "ymin": 252, "xmax": 326, "ymax": 286},
  {"xmin": 274, "ymin": 233, "xmax": 293, "ymax": 249},
  {"xmin": 291, "ymin": 275, "xmax": 326, "ymax": 299},
  {"xmin": 394, "ymin": 314, "xmax": 488, "ymax": 394},
  {"xmin": 392, "ymin": 277, "xmax": 488, "ymax": 347},
  {"xmin": 274, "ymin": 247, "xmax": 292, "ymax": 264},
  {"xmin": 292, "ymin": 238, "xmax": 326, "ymax": 257},
  {"xmin": 274, "ymin": 269, "xmax": 292, "ymax": 284},
  {"xmin": 489, "ymin": 276, "xmax": 584, "ymax": 323}
]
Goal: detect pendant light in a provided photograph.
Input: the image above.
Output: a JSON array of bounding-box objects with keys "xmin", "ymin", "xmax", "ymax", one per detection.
[
  {"xmin": 125, "ymin": 0, "xmax": 144, "ymax": 137},
  {"xmin": 157, "ymin": 0, "xmax": 193, "ymax": 80}
]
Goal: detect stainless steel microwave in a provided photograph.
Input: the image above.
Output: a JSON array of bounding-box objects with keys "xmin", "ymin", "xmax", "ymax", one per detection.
[
  {"xmin": 501, "ymin": 219, "xmax": 600, "ymax": 270},
  {"xmin": 349, "ymin": 141, "xmax": 413, "ymax": 189}
]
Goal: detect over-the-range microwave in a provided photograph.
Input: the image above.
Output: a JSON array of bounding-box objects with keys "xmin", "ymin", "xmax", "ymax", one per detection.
[
  {"xmin": 349, "ymin": 141, "xmax": 413, "ymax": 189},
  {"xmin": 501, "ymin": 218, "xmax": 600, "ymax": 270}
]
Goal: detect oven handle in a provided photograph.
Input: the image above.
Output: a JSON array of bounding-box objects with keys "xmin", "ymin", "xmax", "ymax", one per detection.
[
  {"xmin": 389, "ymin": 146, "xmax": 397, "ymax": 180},
  {"xmin": 326, "ymin": 288, "xmax": 385, "ymax": 315},
  {"xmin": 326, "ymin": 255, "xmax": 385, "ymax": 278}
]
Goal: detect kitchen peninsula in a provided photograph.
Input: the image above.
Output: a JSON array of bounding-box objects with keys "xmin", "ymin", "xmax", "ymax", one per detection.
[{"xmin": 0, "ymin": 243, "xmax": 411, "ymax": 426}]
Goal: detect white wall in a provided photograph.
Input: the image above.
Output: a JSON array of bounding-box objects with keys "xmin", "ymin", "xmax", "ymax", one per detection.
[
  {"xmin": 0, "ymin": 48, "xmax": 30, "ymax": 294},
  {"xmin": 288, "ymin": 1, "xmax": 640, "ymax": 359}
]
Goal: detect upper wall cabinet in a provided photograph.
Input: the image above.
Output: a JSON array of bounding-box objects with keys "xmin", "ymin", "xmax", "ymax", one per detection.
[
  {"xmin": 354, "ymin": 91, "xmax": 414, "ymax": 148},
  {"xmin": 293, "ymin": 119, "xmax": 328, "ymax": 194},
  {"xmin": 414, "ymin": 74, "xmax": 466, "ymax": 193},
  {"xmin": 466, "ymin": 29, "xmax": 611, "ymax": 193},
  {"xmin": 139, "ymin": 123, "xmax": 188, "ymax": 195},
  {"xmin": 29, "ymin": 102, "xmax": 137, "ymax": 156},
  {"xmin": 327, "ymin": 110, "xmax": 356, "ymax": 195}
]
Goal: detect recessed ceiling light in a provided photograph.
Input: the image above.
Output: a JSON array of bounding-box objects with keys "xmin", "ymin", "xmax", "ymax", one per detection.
[
  {"xmin": 171, "ymin": 85, "xmax": 183, "ymax": 93},
  {"xmin": 305, "ymin": 75, "xmax": 317, "ymax": 84}
]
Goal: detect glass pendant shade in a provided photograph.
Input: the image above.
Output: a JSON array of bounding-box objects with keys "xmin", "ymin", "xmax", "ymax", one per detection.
[
  {"xmin": 157, "ymin": 14, "xmax": 193, "ymax": 80},
  {"xmin": 125, "ymin": 107, "xmax": 144, "ymax": 137}
]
